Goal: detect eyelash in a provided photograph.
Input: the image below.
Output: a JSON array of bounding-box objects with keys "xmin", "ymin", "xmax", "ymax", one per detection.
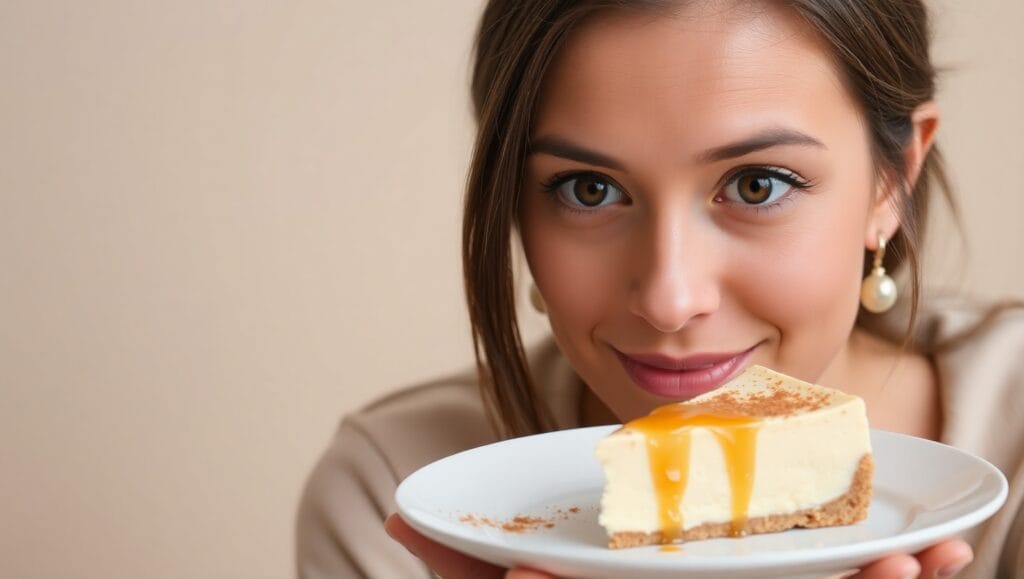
[
  {"xmin": 540, "ymin": 170, "xmax": 627, "ymax": 215},
  {"xmin": 539, "ymin": 166, "xmax": 814, "ymax": 215},
  {"xmin": 717, "ymin": 165, "xmax": 814, "ymax": 214}
]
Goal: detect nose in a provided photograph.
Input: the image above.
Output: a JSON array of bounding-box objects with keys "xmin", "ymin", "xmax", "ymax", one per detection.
[{"xmin": 627, "ymin": 215, "xmax": 721, "ymax": 333}]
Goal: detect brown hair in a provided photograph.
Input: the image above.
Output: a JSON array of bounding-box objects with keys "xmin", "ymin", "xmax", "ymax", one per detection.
[{"xmin": 462, "ymin": 0, "xmax": 956, "ymax": 438}]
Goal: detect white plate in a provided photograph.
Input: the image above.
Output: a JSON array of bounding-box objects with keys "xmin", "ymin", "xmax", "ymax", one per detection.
[{"xmin": 395, "ymin": 426, "xmax": 1008, "ymax": 578}]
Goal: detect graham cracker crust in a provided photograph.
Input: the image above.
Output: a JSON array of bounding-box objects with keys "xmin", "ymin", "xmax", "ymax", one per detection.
[{"xmin": 608, "ymin": 453, "xmax": 874, "ymax": 549}]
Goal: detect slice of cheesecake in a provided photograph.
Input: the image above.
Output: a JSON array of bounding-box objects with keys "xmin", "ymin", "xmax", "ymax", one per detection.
[{"xmin": 594, "ymin": 365, "xmax": 873, "ymax": 548}]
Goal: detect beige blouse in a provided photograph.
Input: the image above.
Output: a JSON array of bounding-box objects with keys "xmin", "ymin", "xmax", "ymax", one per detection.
[{"xmin": 296, "ymin": 302, "xmax": 1024, "ymax": 579}]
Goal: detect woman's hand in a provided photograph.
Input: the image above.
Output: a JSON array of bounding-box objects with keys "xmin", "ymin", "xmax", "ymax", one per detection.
[
  {"xmin": 385, "ymin": 514, "xmax": 554, "ymax": 579},
  {"xmin": 850, "ymin": 539, "xmax": 973, "ymax": 578},
  {"xmin": 388, "ymin": 513, "xmax": 972, "ymax": 579}
]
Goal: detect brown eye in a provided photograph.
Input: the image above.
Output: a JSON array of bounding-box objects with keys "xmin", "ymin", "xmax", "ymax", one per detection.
[
  {"xmin": 719, "ymin": 166, "xmax": 805, "ymax": 209},
  {"xmin": 549, "ymin": 173, "xmax": 625, "ymax": 211},
  {"xmin": 573, "ymin": 175, "xmax": 610, "ymax": 207},
  {"xmin": 737, "ymin": 175, "xmax": 773, "ymax": 204}
]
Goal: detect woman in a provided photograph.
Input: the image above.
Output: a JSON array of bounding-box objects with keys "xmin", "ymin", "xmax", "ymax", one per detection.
[{"xmin": 298, "ymin": 1, "xmax": 1024, "ymax": 577}]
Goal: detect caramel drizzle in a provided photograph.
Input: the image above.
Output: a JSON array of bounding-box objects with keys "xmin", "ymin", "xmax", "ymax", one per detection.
[{"xmin": 627, "ymin": 403, "xmax": 762, "ymax": 543}]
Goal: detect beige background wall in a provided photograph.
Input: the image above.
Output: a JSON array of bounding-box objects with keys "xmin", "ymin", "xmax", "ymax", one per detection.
[{"xmin": 1, "ymin": 1, "xmax": 1021, "ymax": 578}]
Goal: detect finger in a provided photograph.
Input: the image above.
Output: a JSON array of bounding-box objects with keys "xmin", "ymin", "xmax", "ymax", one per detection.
[
  {"xmin": 915, "ymin": 539, "xmax": 973, "ymax": 578},
  {"xmin": 385, "ymin": 513, "xmax": 506, "ymax": 579},
  {"xmin": 850, "ymin": 554, "xmax": 921, "ymax": 579},
  {"xmin": 505, "ymin": 567, "xmax": 558, "ymax": 579}
]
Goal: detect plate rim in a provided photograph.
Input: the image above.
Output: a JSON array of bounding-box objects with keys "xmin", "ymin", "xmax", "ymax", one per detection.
[{"xmin": 396, "ymin": 426, "xmax": 1008, "ymax": 574}]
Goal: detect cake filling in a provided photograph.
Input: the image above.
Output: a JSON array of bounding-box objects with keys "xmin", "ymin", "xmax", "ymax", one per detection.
[
  {"xmin": 597, "ymin": 366, "xmax": 873, "ymax": 548},
  {"xmin": 627, "ymin": 404, "xmax": 762, "ymax": 542}
]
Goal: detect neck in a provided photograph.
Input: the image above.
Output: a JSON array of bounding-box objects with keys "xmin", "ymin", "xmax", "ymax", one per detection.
[
  {"xmin": 580, "ymin": 384, "xmax": 619, "ymax": 427},
  {"xmin": 821, "ymin": 327, "xmax": 941, "ymax": 439}
]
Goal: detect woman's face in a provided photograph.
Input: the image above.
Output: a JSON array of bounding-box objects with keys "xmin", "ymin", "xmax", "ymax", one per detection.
[{"xmin": 520, "ymin": 3, "xmax": 895, "ymax": 421}]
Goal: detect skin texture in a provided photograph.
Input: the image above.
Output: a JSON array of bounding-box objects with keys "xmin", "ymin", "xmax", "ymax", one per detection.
[
  {"xmin": 389, "ymin": 2, "xmax": 971, "ymax": 578},
  {"xmin": 520, "ymin": 4, "xmax": 933, "ymax": 429}
]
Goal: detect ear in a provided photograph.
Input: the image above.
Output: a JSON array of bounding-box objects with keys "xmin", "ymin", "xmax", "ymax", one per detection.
[{"xmin": 864, "ymin": 101, "xmax": 941, "ymax": 249}]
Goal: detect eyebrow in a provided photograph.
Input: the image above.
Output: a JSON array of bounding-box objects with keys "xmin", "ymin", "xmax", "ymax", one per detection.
[
  {"xmin": 696, "ymin": 127, "xmax": 827, "ymax": 163},
  {"xmin": 529, "ymin": 127, "xmax": 827, "ymax": 170},
  {"xmin": 529, "ymin": 135, "xmax": 626, "ymax": 171}
]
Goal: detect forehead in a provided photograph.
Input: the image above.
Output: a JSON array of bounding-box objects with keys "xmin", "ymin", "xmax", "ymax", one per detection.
[{"xmin": 534, "ymin": 2, "xmax": 860, "ymax": 153}]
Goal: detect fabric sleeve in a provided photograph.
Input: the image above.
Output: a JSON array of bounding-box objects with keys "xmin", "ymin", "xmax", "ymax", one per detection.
[
  {"xmin": 295, "ymin": 418, "xmax": 431, "ymax": 579},
  {"xmin": 1000, "ymin": 499, "xmax": 1024, "ymax": 578},
  {"xmin": 994, "ymin": 456, "xmax": 1024, "ymax": 579}
]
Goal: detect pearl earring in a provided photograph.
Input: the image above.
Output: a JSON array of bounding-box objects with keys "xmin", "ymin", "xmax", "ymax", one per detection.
[
  {"xmin": 529, "ymin": 283, "xmax": 547, "ymax": 314},
  {"xmin": 860, "ymin": 235, "xmax": 898, "ymax": 313}
]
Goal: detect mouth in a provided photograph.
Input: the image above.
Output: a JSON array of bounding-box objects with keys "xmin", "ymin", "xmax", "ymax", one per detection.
[{"xmin": 612, "ymin": 345, "xmax": 759, "ymax": 399}]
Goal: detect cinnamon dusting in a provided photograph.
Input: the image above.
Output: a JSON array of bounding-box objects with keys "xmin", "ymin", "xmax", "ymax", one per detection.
[
  {"xmin": 692, "ymin": 387, "xmax": 832, "ymax": 417},
  {"xmin": 457, "ymin": 505, "xmax": 583, "ymax": 534}
]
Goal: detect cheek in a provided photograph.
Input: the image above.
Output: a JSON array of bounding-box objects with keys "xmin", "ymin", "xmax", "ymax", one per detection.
[
  {"xmin": 521, "ymin": 215, "xmax": 623, "ymax": 341},
  {"xmin": 730, "ymin": 190, "xmax": 869, "ymax": 380},
  {"xmin": 522, "ymin": 215, "xmax": 656, "ymax": 421}
]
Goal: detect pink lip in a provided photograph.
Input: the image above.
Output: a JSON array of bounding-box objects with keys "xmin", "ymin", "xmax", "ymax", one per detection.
[{"xmin": 613, "ymin": 346, "xmax": 757, "ymax": 399}]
